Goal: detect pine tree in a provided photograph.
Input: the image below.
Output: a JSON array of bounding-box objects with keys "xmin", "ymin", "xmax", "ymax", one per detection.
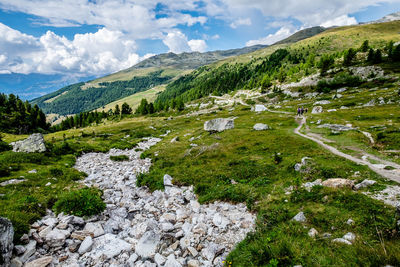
[
  {"xmin": 121, "ymin": 102, "xmax": 132, "ymax": 115},
  {"xmin": 343, "ymin": 48, "xmax": 357, "ymax": 66},
  {"xmin": 114, "ymin": 104, "xmax": 120, "ymax": 116},
  {"xmin": 359, "ymin": 40, "xmax": 369, "ymax": 52}
]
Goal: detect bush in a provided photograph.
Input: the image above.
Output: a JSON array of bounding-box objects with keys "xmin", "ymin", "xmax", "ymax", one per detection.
[
  {"xmin": 53, "ymin": 187, "xmax": 106, "ymax": 217},
  {"xmin": 110, "ymin": 155, "xmax": 129, "ymax": 161},
  {"xmin": 50, "ymin": 168, "xmax": 64, "ymax": 177},
  {"xmin": 0, "ymin": 137, "xmax": 11, "ymax": 152},
  {"xmin": 52, "ymin": 141, "xmax": 75, "ymax": 156},
  {"xmin": 0, "ymin": 163, "xmax": 10, "ymax": 177}
]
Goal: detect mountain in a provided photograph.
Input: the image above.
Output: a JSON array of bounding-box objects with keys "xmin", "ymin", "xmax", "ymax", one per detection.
[
  {"xmin": 154, "ymin": 20, "xmax": 400, "ymax": 108},
  {"xmin": 274, "ymin": 26, "xmax": 326, "ymax": 45},
  {"xmin": 31, "ymin": 44, "xmax": 268, "ymax": 116},
  {"xmin": 372, "ymin": 11, "xmax": 400, "ymax": 23}
]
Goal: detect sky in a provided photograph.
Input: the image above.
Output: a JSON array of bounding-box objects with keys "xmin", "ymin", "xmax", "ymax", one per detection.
[{"xmin": 0, "ymin": 0, "xmax": 400, "ymax": 99}]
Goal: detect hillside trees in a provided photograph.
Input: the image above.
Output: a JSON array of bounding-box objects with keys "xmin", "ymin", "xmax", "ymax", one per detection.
[
  {"xmin": 343, "ymin": 48, "xmax": 357, "ymax": 66},
  {"xmin": 121, "ymin": 102, "xmax": 132, "ymax": 115},
  {"xmin": 318, "ymin": 54, "xmax": 335, "ymax": 75},
  {"xmin": 0, "ymin": 93, "xmax": 49, "ymax": 134}
]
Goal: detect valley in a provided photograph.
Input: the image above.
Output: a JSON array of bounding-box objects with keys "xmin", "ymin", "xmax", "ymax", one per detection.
[{"xmin": 1, "ymin": 18, "xmax": 400, "ymax": 267}]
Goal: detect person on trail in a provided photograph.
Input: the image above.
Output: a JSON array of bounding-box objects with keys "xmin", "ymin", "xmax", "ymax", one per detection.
[
  {"xmin": 305, "ymin": 108, "xmax": 308, "ymax": 114},
  {"xmin": 300, "ymin": 107, "xmax": 304, "ymax": 115},
  {"xmin": 297, "ymin": 107, "xmax": 301, "ymax": 116}
]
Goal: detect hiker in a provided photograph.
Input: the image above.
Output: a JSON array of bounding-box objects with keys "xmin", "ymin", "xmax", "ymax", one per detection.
[
  {"xmin": 297, "ymin": 107, "xmax": 301, "ymax": 116},
  {"xmin": 305, "ymin": 108, "xmax": 308, "ymax": 114},
  {"xmin": 300, "ymin": 107, "xmax": 304, "ymax": 115}
]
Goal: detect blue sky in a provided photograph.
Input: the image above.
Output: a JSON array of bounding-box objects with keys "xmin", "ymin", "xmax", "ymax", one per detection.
[{"xmin": 0, "ymin": 0, "xmax": 399, "ymax": 99}]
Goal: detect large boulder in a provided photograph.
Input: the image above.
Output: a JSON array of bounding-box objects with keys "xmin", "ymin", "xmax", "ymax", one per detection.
[
  {"xmin": 322, "ymin": 178, "xmax": 355, "ymax": 189},
  {"xmin": 311, "ymin": 106, "xmax": 323, "ymax": 114},
  {"xmin": 253, "ymin": 104, "xmax": 268, "ymax": 112},
  {"xmin": 253, "ymin": 123, "xmax": 270, "ymax": 131},
  {"xmin": 0, "ymin": 217, "xmax": 14, "ymax": 267},
  {"xmin": 11, "ymin": 134, "xmax": 46, "ymax": 153},
  {"xmin": 204, "ymin": 118, "xmax": 234, "ymax": 132}
]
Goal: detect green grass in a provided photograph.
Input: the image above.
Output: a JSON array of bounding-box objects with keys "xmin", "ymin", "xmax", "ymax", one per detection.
[{"xmin": 110, "ymin": 155, "xmax": 130, "ymax": 161}]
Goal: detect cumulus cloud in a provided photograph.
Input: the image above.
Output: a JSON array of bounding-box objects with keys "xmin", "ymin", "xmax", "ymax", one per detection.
[
  {"xmin": 230, "ymin": 18, "xmax": 252, "ymax": 28},
  {"xmin": 163, "ymin": 30, "xmax": 207, "ymax": 53},
  {"xmin": 320, "ymin": 15, "xmax": 358, "ymax": 28},
  {"xmin": 0, "ymin": 23, "xmax": 144, "ymax": 76},
  {"xmin": 188, "ymin": 39, "xmax": 207, "ymax": 52},
  {"xmin": 246, "ymin": 26, "xmax": 296, "ymax": 46}
]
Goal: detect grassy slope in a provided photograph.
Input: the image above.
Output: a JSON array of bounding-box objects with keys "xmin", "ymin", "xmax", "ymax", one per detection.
[{"xmin": 95, "ymin": 85, "xmax": 165, "ymax": 112}]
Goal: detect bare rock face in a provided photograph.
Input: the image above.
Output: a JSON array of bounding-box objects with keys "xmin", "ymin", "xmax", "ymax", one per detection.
[
  {"xmin": 204, "ymin": 118, "xmax": 234, "ymax": 132},
  {"xmin": 0, "ymin": 217, "xmax": 14, "ymax": 267},
  {"xmin": 10, "ymin": 133, "xmax": 46, "ymax": 153}
]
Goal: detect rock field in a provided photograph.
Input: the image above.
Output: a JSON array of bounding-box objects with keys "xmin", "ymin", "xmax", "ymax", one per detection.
[{"xmin": 10, "ymin": 137, "xmax": 255, "ymax": 267}]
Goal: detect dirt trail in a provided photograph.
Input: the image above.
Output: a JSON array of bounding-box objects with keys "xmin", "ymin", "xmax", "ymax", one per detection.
[{"xmin": 294, "ymin": 117, "xmax": 400, "ymax": 183}]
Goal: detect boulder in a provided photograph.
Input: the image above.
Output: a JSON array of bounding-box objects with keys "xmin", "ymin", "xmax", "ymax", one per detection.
[
  {"xmin": 136, "ymin": 230, "xmax": 160, "ymax": 259},
  {"xmin": 311, "ymin": 106, "xmax": 323, "ymax": 114},
  {"xmin": 253, "ymin": 123, "xmax": 270, "ymax": 131},
  {"xmin": 292, "ymin": 212, "xmax": 306, "ymax": 223},
  {"xmin": 0, "ymin": 217, "xmax": 14, "ymax": 267},
  {"xmin": 314, "ymin": 100, "xmax": 331, "ymax": 105},
  {"xmin": 322, "ymin": 178, "xmax": 355, "ymax": 189},
  {"xmin": 25, "ymin": 256, "xmax": 53, "ymax": 267},
  {"xmin": 204, "ymin": 118, "xmax": 234, "ymax": 132},
  {"xmin": 354, "ymin": 179, "xmax": 376, "ymax": 190},
  {"xmin": 19, "ymin": 240, "xmax": 36, "ymax": 263},
  {"xmin": 253, "ymin": 104, "xmax": 268, "ymax": 112},
  {"xmin": 11, "ymin": 133, "xmax": 46, "ymax": 153},
  {"xmin": 164, "ymin": 254, "xmax": 182, "ymax": 267}
]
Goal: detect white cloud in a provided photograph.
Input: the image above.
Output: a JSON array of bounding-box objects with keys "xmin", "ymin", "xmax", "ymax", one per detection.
[
  {"xmin": 321, "ymin": 15, "xmax": 358, "ymax": 28},
  {"xmin": 188, "ymin": 39, "xmax": 207, "ymax": 52},
  {"xmin": 163, "ymin": 30, "xmax": 207, "ymax": 53},
  {"xmin": 230, "ymin": 18, "xmax": 252, "ymax": 28},
  {"xmin": 0, "ymin": 22, "xmax": 144, "ymax": 75},
  {"xmin": 246, "ymin": 26, "xmax": 295, "ymax": 46}
]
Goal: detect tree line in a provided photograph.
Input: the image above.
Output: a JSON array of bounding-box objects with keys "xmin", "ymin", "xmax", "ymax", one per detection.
[{"xmin": 0, "ymin": 93, "xmax": 49, "ymax": 134}]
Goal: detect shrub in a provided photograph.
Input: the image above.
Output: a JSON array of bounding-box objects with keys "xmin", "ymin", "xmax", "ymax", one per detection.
[
  {"xmin": 0, "ymin": 137, "xmax": 11, "ymax": 152},
  {"xmin": 110, "ymin": 155, "xmax": 129, "ymax": 161},
  {"xmin": 0, "ymin": 163, "xmax": 10, "ymax": 177},
  {"xmin": 52, "ymin": 141, "xmax": 75, "ymax": 156},
  {"xmin": 53, "ymin": 187, "xmax": 106, "ymax": 217},
  {"xmin": 50, "ymin": 168, "xmax": 64, "ymax": 177}
]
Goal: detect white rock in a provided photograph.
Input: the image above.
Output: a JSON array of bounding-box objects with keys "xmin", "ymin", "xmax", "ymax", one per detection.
[
  {"xmin": 45, "ymin": 228, "xmax": 70, "ymax": 247},
  {"xmin": 78, "ymin": 236, "xmax": 93, "ymax": 255},
  {"xmin": 308, "ymin": 228, "xmax": 318, "ymax": 238},
  {"xmin": 253, "ymin": 123, "xmax": 270, "ymax": 131},
  {"xmin": 354, "ymin": 179, "xmax": 376, "ymax": 190},
  {"xmin": 25, "ymin": 256, "xmax": 52, "ymax": 267},
  {"xmin": 87, "ymin": 234, "xmax": 131, "ymax": 259},
  {"xmin": 204, "ymin": 118, "xmax": 234, "ymax": 132},
  {"xmin": 187, "ymin": 259, "xmax": 200, "ymax": 267},
  {"xmin": 332, "ymin": 238, "xmax": 352, "ymax": 245},
  {"xmin": 254, "ymin": 104, "xmax": 268, "ymax": 112},
  {"xmin": 164, "ymin": 254, "xmax": 182, "ymax": 267},
  {"xmin": 346, "ymin": 219, "xmax": 354, "ymax": 225},
  {"xmin": 84, "ymin": 222, "xmax": 105, "ymax": 237},
  {"xmin": 343, "ymin": 232, "xmax": 356, "ymax": 242},
  {"xmin": 312, "ymin": 106, "xmax": 323, "ymax": 114},
  {"xmin": 164, "ymin": 174, "xmax": 173, "ymax": 187},
  {"xmin": 20, "ymin": 240, "xmax": 37, "ymax": 263},
  {"xmin": 292, "ymin": 212, "xmax": 306, "ymax": 223},
  {"xmin": 136, "ymin": 230, "xmax": 160, "ymax": 258},
  {"xmin": 154, "ymin": 253, "xmax": 166, "ymax": 266}
]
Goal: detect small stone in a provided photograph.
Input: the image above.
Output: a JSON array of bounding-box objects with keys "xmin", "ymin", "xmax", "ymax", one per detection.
[
  {"xmin": 332, "ymin": 238, "xmax": 352, "ymax": 245},
  {"xmin": 292, "ymin": 212, "xmax": 306, "ymax": 223},
  {"xmin": 154, "ymin": 253, "xmax": 166, "ymax": 265},
  {"xmin": 71, "ymin": 230, "xmax": 94, "ymax": 240},
  {"xmin": 136, "ymin": 230, "xmax": 160, "ymax": 258},
  {"xmin": 78, "ymin": 236, "xmax": 93, "ymax": 255},
  {"xmin": 346, "ymin": 219, "xmax": 354, "ymax": 225},
  {"xmin": 20, "ymin": 233, "xmax": 29, "ymax": 244},
  {"xmin": 84, "ymin": 222, "xmax": 105, "ymax": 237},
  {"xmin": 343, "ymin": 232, "xmax": 356, "ymax": 242},
  {"xmin": 25, "ymin": 256, "xmax": 53, "ymax": 267},
  {"xmin": 10, "ymin": 258, "xmax": 23, "ymax": 267},
  {"xmin": 308, "ymin": 228, "xmax": 318, "ymax": 238},
  {"xmin": 188, "ymin": 246, "xmax": 198, "ymax": 257},
  {"xmin": 164, "ymin": 174, "xmax": 173, "ymax": 187},
  {"xmin": 164, "ymin": 254, "xmax": 182, "ymax": 267},
  {"xmin": 69, "ymin": 241, "xmax": 81, "ymax": 253},
  {"xmin": 187, "ymin": 259, "xmax": 200, "ymax": 267},
  {"xmin": 354, "ymin": 179, "xmax": 376, "ymax": 190},
  {"xmin": 14, "ymin": 245, "xmax": 26, "ymax": 255},
  {"xmin": 28, "ymin": 169, "xmax": 37, "ymax": 174}
]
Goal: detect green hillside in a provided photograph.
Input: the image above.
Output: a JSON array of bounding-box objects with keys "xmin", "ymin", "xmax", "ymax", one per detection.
[{"xmin": 153, "ymin": 21, "xmax": 400, "ymax": 110}]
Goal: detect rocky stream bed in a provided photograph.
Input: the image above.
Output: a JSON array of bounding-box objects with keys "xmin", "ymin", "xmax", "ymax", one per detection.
[{"xmin": 8, "ymin": 137, "xmax": 256, "ymax": 267}]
